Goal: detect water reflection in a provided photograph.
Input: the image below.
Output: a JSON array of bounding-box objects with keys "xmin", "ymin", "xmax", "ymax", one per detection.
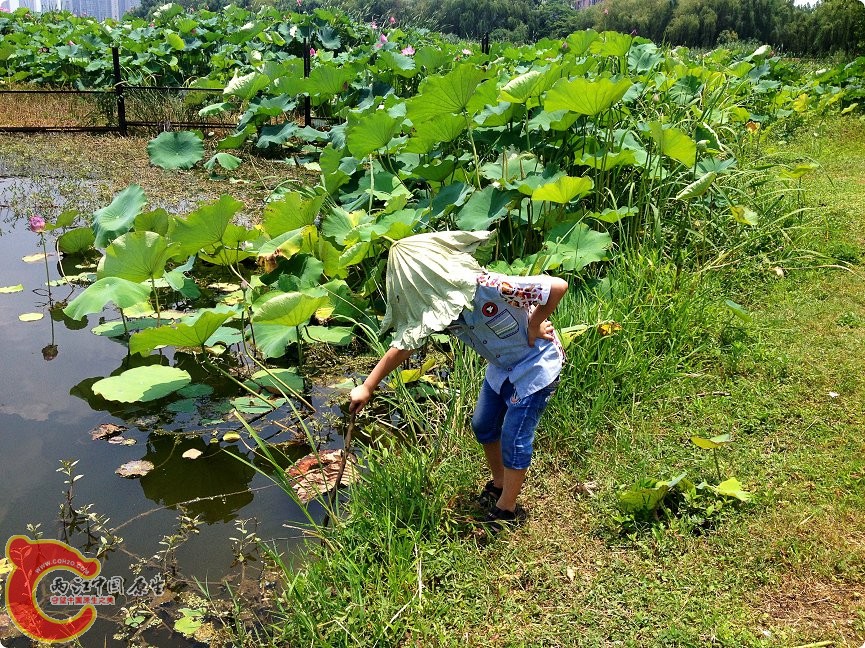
[{"xmin": 138, "ymin": 436, "xmax": 256, "ymax": 524}]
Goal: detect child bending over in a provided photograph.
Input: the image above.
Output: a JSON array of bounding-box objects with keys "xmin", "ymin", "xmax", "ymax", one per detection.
[{"xmin": 349, "ymin": 230, "xmax": 567, "ymax": 529}]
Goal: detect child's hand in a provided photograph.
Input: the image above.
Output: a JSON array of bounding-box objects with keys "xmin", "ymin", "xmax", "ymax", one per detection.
[
  {"xmin": 349, "ymin": 384, "xmax": 373, "ymax": 414},
  {"xmin": 528, "ymin": 319, "xmax": 555, "ymax": 347}
]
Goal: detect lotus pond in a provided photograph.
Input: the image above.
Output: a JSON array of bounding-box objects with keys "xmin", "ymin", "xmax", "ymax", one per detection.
[{"xmin": 0, "ymin": 169, "xmax": 361, "ymax": 646}]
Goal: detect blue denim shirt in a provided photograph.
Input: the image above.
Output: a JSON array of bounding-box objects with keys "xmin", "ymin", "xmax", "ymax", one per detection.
[{"xmin": 446, "ymin": 273, "xmax": 565, "ymax": 398}]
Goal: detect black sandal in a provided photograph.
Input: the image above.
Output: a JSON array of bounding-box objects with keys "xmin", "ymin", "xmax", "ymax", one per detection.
[
  {"xmin": 482, "ymin": 505, "xmax": 519, "ymax": 533},
  {"xmin": 479, "ymin": 480, "xmax": 503, "ymax": 506}
]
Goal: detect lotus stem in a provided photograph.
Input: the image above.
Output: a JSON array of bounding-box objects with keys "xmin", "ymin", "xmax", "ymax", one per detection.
[
  {"xmin": 713, "ymin": 448, "xmax": 722, "ymax": 482},
  {"xmin": 150, "ymin": 276, "xmax": 161, "ymax": 326},
  {"xmin": 205, "ymin": 358, "xmax": 274, "ymax": 409}
]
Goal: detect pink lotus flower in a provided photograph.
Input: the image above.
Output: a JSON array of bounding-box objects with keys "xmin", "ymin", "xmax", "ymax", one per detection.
[
  {"xmin": 296, "ymin": 0, "xmax": 302, "ymax": 5},
  {"xmin": 310, "ymin": 47, "xmax": 316, "ymax": 56},
  {"xmin": 371, "ymin": 20, "xmax": 377, "ymax": 29},
  {"xmin": 28, "ymin": 215, "xmax": 46, "ymax": 233},
  {"xmin": 462, "ymin": 48, "xmax": 472, "ymax": 55},
  {"xmin": 68, "ymin": 40, "xmax": 75, "ymax": 45},
  {"xmin": 401, "ymin": 45, "xmax": 415, "ymax": 55},
  {"xmin": 380, "ymin": 34, "xmax": 388, "ymax": 43},
  {"xmin": 389, "ymin": 16, "xmax": 395, "ymax": 24}
]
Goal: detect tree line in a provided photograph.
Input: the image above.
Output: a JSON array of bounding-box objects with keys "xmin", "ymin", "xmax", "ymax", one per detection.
[{"xmin": 131, "ymin": 0, "xmax": 865, "ymax": 55}]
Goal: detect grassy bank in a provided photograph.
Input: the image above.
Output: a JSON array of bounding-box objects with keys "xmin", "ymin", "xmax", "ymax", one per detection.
[{"xmin": 246, "ymin": 116, "xmax": 865, "ymax": 647}]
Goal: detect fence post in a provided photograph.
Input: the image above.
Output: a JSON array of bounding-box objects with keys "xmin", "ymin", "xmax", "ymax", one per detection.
[
  {"xmin": 111, "ymin": 46, "xmax": 127, "ymax": 136},
  {"xmin": 303, "ymin": 39, "xmax": 311, "ymax": 128},
  {"xmin": 482, "ymin": 33, "xmax": 490, "ymax": 55}
]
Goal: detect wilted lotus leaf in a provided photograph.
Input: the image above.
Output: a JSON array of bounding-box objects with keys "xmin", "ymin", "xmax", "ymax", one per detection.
[
  {"xmin": 286, "ymin": 449, "xmax": 359, "ymax": 503},
  {"xmin": 90, "ymin": 423, "xmax": 127, "ymax": 440},
  {"xmin": 182, "ymin": 449, "xmax": 203, "ymax": 460},
  {"xmin": 115, "ymin": 460, "xmax": 154, "ymax": 478},
  {"xmin": 22, "ymin": 253, "xmax": 48, "ymax": 263}
]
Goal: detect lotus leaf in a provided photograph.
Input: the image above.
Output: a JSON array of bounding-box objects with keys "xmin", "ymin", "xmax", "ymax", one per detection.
[
  {"xmin": 253, "ymin": 290, "xmax": 328, "ymax": 328},
  {"xmin": 590, "ymin": 206, "xmax": 639, "ymax": 223},
  {"xmin": 116, "ymin": 460, "xmax": 155, "ymax": 478},
  {"xmin": 129, "ymin": 310, "xmax": 234, "ymax": 355},
  {"xmin": 715, "ymin": 477, "xmax": 751, "ymax": 502},
  {"xmin": 346, "ymin": 111, "xmax": 404, "ymax": 158},
  {"xmin": 691, "ymin": 433, "xmax": 733, "ymax": 449},
  {"xmin": 204, "ymin": 153, "xmax": 242, "ymax": 171},
  {"xmin": 224, "ymin": 71, "xmax": 270, "ymax": 100},
  {"xmin": 406, "ymin": 64, "xmax": 488, "ymax": 122},
  {"xmin": 262, "ymin": 192, "xmax": 324, "ymax": 237},
  {"xmin": 58, "ymin": 227, "xmax": 95, "ymax": 255},
  {"xmin": 99, "ymin": 231, "xmax": 172, "ymax": 283},
  {"xmin": 93, "ymin": 185, "xmax": 148, "ymax": 248},
  {"xmin": 257, "ymin": 225, "xmax": 319, "ymax": 259},
  {"xmin": 405, "ymin": 113, "xmax": 466, "ymax": 154},
  {"xmin": 147, "ymin": 131, "xmax": 205, "ymax": 170},
  {"xmin": 256, "ymin": 122, "xmax": 298, "ymax": 150},
  {"xmin": 455, "ymin": 185, "xmax": 514, "ymax": 230},
  {"xmin": 730, "ymin": 205, "xmax": 758, "ymax": 226},
  {"xmin": 135, "ymin": 209, "xmax": 171, "ymax": 236},
  {"xmin": 544, "ymin": 77, "xmax": 632, "ymax": 116},
  {"xmin": 675, "ymin": 172, "xmax": 718, "ymax": 200},
  {"xmin": 93, "ymin": 366, "xmax": 191, "ymax": 403},
  {"xmin": 91, "ymin": 318, "xmax": 161, "ymax": 337},
  {"xmin": 648, "ymin": 122, "xmax": 697, "ymax": 167},
  {"xmin": 263, "ymin": 254, "xmax": 323, "ymax": 290},
  {"xmin": 302, "ymin": 325, "xmax": 354, "ymax": 345},
  {"xmin": 171, "ymin": 195, "xmax": 243, "ymax": 257},
  {"xmin": 64, "ymin": 277, "xmax": 152, "ymax": 320},
  {"xmin": 589, "ymin": 31, "xmax": 633, "ymax": 58},
  {"xmin": 249, "ymin": 368, "xmax": 304, "ymax": 394},
  {"xmin": 249, "ymin": 323, "xmax": 299, "ymax": 359},
  {"xmin": 565, "ymin": 30, "xmax": 600, "ymax": 56},
  {"xmin": 543, "ymin": 221, "xmax": 612, "ymax": 272},
  {"xmin": 532, "ymin": 176, "xmax": 594, "ymax": 204}
]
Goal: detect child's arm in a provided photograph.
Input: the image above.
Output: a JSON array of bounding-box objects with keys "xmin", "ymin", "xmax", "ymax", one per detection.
[
  {"xmin": 527, "ymin": 277, "xmax": 569, "ymax": 347},
  {"xmin": 349, "ymin": 346, "xmax": 415, "ymax": 413}
]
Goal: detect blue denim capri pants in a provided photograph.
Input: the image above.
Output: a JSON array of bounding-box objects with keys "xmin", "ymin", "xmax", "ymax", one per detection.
[{"xmin": 470, "ymin": 378, "xmax": 558, "ymax": 470}]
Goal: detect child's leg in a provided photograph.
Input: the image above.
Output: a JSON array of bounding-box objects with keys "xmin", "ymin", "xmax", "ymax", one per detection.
[
  {"xmin": 471, "ymin": 380, "xmax": 507, "ymax": 488},
  {"xmin": 498, "ymin": 467, "xmax": 528, "ymax": 512},
  {"xmin": 496, "ymin": 380, "xmax": 558, "ymax": 512},
  {"xmin": 481, "ymin": 441, "xmax": 504, "ymax": 488}
]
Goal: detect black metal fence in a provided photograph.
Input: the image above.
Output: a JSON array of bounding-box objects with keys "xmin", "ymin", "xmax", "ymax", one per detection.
[
  {"xmin": 0, "ymin": 45, "xmax": 318, "ymax": 135},
  {"xmin": 1, "ymin": 35, "xmax": 490, "ymax": 135}
]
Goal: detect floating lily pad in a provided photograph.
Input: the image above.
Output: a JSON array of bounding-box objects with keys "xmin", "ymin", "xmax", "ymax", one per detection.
[
  {"xmin": 22, "ymin": 253, "xmax": 48, "ymax": 263},
  {"xmin": 90, "ymin": 423, "xmax": 127, "ymax": 440},
  {"xmin": 0, "ymin": 285, "xmax": 23, "ymax": 294},
  {"xmin": 92, "ymin": 366, "xmax": 191, "ymax": 403},
  {"xmin": 182, "ymin": 449, "xmax": 203, "ymax": 460},
  {"xmin": 286, "ymin": 449, "xmax": 359, "ymax": 503},
  {"xmin": 222, "ymin": 432, "xmax": 241, "ymax": 442},
  {"xmin": 148, "ymin": 131, "xmax": 205, "ymax": 170},
  {"xmin": 18, "ymin": 312, "xmax": 44, "ymax": 322},
  {"xmin": 249, "ymin": 368, "xmax": 304, "ymax": 395},
  {"xmin": 115, "ymin": 460, "xmax": 154, "ymax": 478},
  {"xmin": 167, "ymin": 398, "xmax": 197, "ymax": 413},
  {"xmin": 178, "ymin": 384, "xmax": 214, "ymax": 398}
]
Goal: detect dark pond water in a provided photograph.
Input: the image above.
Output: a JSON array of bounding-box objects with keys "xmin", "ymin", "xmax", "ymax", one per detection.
[{"xmin": 0, "ymin": 177, "xmax": 347, "ymax": 646}]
